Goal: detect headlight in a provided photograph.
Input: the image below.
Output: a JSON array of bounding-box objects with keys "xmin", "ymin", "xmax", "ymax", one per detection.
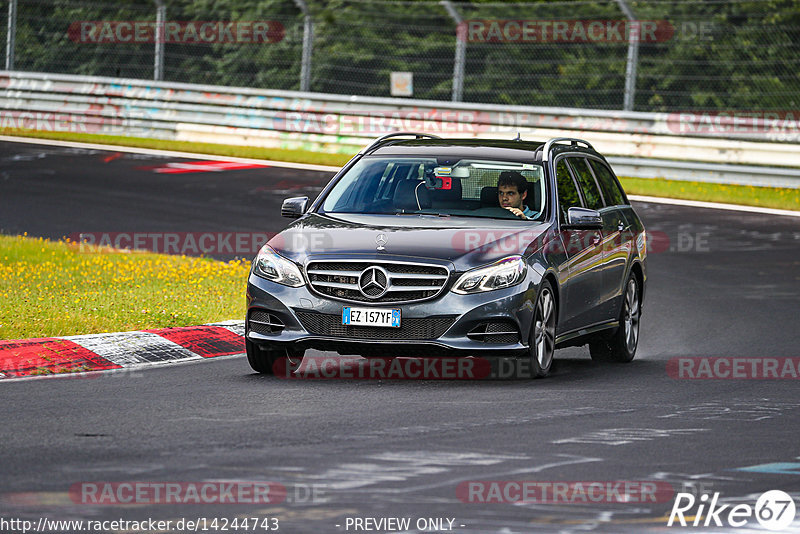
[
  {"xmin": 451, "ymin": 256, "xmax": 526, "ymax": 294},
  {"xmin": 252, "ymin": 245, "xmax": 305, "ymax": 287}
]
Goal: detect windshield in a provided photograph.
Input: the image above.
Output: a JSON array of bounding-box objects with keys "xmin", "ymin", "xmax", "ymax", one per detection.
[{"xmin": 319, "ymin": 156, "xmax": 547, "ymax": 221}]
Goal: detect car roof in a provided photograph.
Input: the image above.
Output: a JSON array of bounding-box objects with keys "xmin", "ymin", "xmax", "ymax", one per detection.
[{"xmin": 368, "ymin": 137, "xmax": 598, "ymax": 161}]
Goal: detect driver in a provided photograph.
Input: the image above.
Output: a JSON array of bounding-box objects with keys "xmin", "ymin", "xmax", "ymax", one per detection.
[{"xmin": 497, "ymin": 171, "xmax": 536, "ymax": 220}]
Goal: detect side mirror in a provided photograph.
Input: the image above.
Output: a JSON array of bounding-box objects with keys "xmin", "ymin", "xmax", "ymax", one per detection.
[
  {"xmin": 565, "ymin": 207, "xmax": 602, "ymax": 229},
  {"xmin": 281, "ymin": 196, "xmax": 309, "ymax": 219}
]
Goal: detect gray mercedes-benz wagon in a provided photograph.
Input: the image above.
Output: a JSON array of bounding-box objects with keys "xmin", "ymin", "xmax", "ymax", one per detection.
[{"xmin": 246, "ymin": 134, "xmax": 647, "ymax": 378}]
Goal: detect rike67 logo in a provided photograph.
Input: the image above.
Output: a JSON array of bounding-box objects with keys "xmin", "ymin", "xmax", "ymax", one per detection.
[{"xmin": 668, "ymin": 490, "xmax": 796, "ymax": 531}]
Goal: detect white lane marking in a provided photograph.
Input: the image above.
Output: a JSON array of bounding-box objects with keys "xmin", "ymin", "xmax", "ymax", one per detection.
[
  {"xmin": 552, "ymin": 427, "xmax": 709, "ymax": 446},
  {"xmin": 657, "ymin": 400, "xmax": 800, "ymax": 421},
  {"xmin": 60, "ymin": 331, "xmax": 201, "ymax": 367},
  {"xmin": 311, "ymin": 451, "xmax": 529, "ymax": 491},
  {"xmin": 0, "ymin": 135, "xmax": 341, "ymax": 172},
  {"xmin": 311, "ymin": 452, "xmax": 602, "ymax": 496},
  {"xmin": 629, "ymin": 194, "xmax": 800, "ymax": 217}
]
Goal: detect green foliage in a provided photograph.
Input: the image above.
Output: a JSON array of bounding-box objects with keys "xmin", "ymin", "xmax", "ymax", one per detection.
[{"xmin": 9, "ymin": 0, "xmax": 800, "ymax": 111}]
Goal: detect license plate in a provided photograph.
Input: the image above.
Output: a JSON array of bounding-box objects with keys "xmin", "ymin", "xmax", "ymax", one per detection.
[{"xmin": 342, "ymin": 307, "xmax": 401, "ymax": 328}]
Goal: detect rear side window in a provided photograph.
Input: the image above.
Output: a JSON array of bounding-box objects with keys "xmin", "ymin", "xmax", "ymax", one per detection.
[
  {"xmin": 568, "ymin": 158, "xmax": 604, "ymax": 210},
  {"xmin": 555, "ymin": 159, "xmax": 583, "ymax": 224},
  {"xmin": 589, "ymin": 160, "xmax": 628, "ymax": 207}
]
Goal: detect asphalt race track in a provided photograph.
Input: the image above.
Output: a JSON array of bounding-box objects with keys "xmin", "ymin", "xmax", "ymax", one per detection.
[
  {"xmin": 0, "ymin": 141, "xmax": 329, "ymax": 260},
  {"xmin": 1, "ymin": 140, "xmax": 800, "ymax": 533}
]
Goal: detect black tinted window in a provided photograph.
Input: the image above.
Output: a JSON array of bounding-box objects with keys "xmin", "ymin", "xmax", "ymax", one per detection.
[
  {"xmin": 555, "ymin": 159, "xmax": 582, "ymax": 224},
  {"xmin": 568, "ymin": 158, "xmax": 604, "ymax": 210},
  {"xmin": 589, "ymin": 160, "xmax": 627, "ymax": 206},
  {"xmin": 320, "ymin": 156, "xmax": 547, "ymax": 221}
]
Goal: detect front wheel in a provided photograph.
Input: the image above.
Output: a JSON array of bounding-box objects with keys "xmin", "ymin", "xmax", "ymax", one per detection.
[
  {"xmin": 590, "ymin": 273, "xmax": 641, "ymax": 363},
  {"xmin": 526, "ymin": 280, "xmax": 556, "ymax": 378}
]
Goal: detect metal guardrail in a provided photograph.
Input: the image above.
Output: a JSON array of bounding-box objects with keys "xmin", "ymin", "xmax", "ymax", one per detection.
[{"xmin": 1, "ymin": 71, "xmax": 799, "ymax": 188}]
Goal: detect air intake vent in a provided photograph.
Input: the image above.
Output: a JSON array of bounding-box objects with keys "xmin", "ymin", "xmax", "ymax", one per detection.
[
  {"xmin": 248, "ymin": 309, "xmax": 285, "ymax": 335},
  {"xmin": 467, "ymin": 321, "xmax": 520, "ymax": 344}
]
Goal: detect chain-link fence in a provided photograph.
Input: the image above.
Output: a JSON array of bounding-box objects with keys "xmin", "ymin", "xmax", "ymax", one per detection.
[{"xmin": 3, "ymin": 0, "xmax": 799, "ymax": 112}]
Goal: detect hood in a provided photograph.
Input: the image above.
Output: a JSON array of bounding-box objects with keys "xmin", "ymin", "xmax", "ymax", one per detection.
[{"xmin": 267, "ymin": 213, "xmax": 550, "ymax": 271}]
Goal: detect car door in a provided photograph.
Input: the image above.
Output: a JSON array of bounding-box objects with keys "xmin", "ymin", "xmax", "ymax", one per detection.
[
  {"xmin": 563, "ymin": 156, "xmax": 613, "ymax": 328},
  {"xmin": 588, "ymin": 158, "xmax": 635, "ymax": 319},
  {"xmin": 554, "ymin": 157, "xmax": 605, "ymax": 334}
]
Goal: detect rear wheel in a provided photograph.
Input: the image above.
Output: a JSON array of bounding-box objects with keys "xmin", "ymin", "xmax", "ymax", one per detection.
[
  {"xmin": 526, "ymin": 280, "xmax": 556, "ymax": 378},
  {"xmin": 246, "ymin": 339, "xmax": 302, "ymax": 374},
  {"xmin": 590, "ymin": 273, "xmax": 641, "ymax": 363}
]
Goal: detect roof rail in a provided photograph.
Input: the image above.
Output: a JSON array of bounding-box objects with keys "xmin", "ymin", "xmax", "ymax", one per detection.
[
  {"xmin": 358, "ymin": 132, "xmax": 442, "ymax": 155},
  {"xmin": 541, "ymin": 137, "xmax": 594, "ymax": 161}
]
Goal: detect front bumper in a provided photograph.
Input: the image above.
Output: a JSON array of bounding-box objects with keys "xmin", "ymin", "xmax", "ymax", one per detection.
[{"xmin": 246, "ymin": 270, "xmax": 539, "ymax": 358}]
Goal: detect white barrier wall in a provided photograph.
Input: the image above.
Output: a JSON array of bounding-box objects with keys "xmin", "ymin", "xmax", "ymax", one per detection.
[{"xmin": 2, "ymin": 70, "xmax": 800, "ymax": 185}]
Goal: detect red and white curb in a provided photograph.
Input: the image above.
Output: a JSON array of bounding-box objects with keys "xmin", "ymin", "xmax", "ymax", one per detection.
[{"xmin": 0, "ymin": 321, "xmax": 245, "ymax": 379}]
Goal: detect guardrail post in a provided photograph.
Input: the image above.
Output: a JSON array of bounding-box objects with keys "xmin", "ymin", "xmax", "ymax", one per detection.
[
  {"xmin": 154, "ymin": 0, "xmax": 166, "ymax": 81},
  {"xmin": 615, "ymin": 0, "xmax": 638, "ymax": 111},
  {"xmin": 293, "ymin": 0, "xmax": 313, "ymax": 92},
  {"xmin": 441, "ymin": 0, "xmax": 465, "ymax": 102},
  {"xmin": 5, "ymin": 0, "xmax": 17, "ymax": 70}
]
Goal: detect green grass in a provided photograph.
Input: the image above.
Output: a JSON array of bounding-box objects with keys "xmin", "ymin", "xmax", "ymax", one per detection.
[
  {"xmin": 619, "ymin": 177, "xmax": 799, "ymax": 211},
  {"xmin": 3, "ymin": 128, "xmax": 798, "ymax": 211},
  {"xmin": 0, "ymin": 234, "xmax": 250, "ymax": 340}
]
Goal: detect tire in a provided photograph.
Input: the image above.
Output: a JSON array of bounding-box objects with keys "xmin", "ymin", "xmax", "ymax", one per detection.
[
  {"xmin": 246, "ymin": 339, "xmax": 300, "ymax": 375},
  {"xmin": 526, "ymin": 280, "xmax": 557, "ymax": 378},
  {"xmin": 590, "ymin": 273, "xmax": 641, "ymax": 363}
]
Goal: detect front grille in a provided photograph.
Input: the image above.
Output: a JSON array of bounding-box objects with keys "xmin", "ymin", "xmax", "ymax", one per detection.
[
  {"xmin": 306, "ymin": 260, "xmax": 449, "ymax": 303},
  {"xmin": 248, "ymin": 309, "xmax": 285, "ymax": 335},
  {"xmin": 467, "ymin": 321, "xmax": 520, "ymax": 344},
  {"xmin": 295, "ymin": 311, "xmax": 456, "ymax": 340}
]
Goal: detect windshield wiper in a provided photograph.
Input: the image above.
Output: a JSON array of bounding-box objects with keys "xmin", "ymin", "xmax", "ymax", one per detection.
[
  {"xmin": 393, "ymin": 210, "xmax": 450, "ymax": 217},
  {"xmin": 386, "ymin": 210, "xmax": 542, "ymax": 221}
]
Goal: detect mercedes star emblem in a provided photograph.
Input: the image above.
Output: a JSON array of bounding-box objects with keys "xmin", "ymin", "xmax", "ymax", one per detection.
[
  {"xmin": 376, "ymin": 233, "xmax": 387, "ymax": 251},
  {"xmin": 358, "ymin": 266, "xmax": 389, "ymax": 299}
]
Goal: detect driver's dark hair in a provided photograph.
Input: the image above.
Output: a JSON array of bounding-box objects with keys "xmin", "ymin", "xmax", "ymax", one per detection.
[{"xmin": 497, "ymin": 171, "xmax": 527, "ymax": 194}]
